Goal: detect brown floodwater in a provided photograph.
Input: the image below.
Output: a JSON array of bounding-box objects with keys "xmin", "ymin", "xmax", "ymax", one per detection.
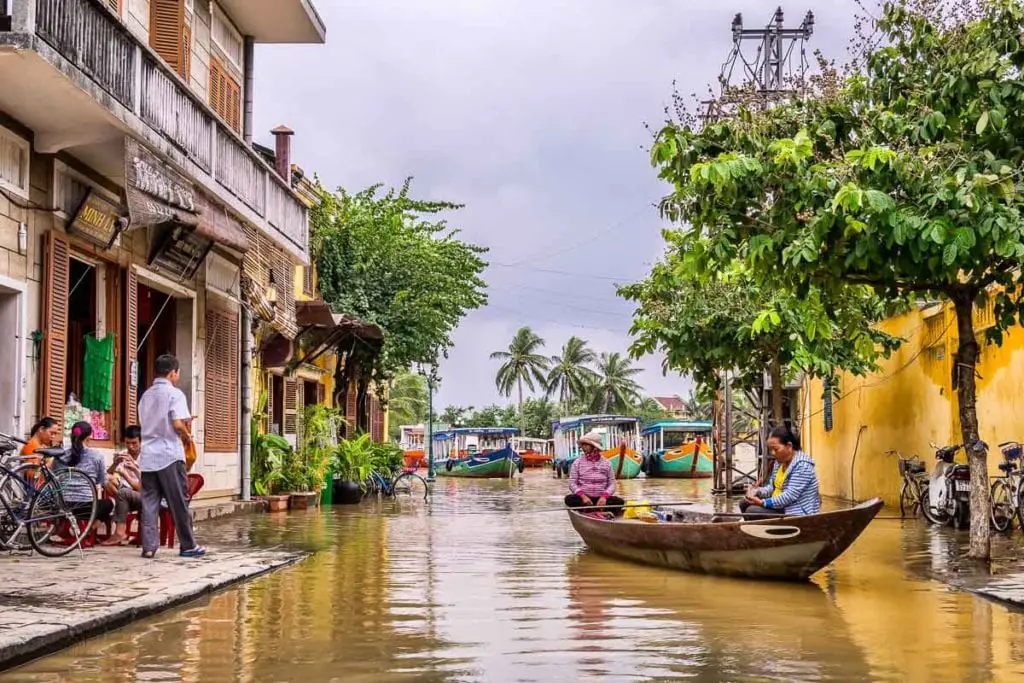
[{"xmin": 4, "ymin": 472, "xmax": 1024, "ymax": 682}]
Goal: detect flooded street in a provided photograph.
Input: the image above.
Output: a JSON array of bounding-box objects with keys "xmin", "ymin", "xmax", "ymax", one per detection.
[{"xmin": 5, "ymin": 472, "xmax": 1024, "ymax": 682}]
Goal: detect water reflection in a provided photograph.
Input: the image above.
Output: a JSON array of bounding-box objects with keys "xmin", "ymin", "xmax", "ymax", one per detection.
[{"xmin": 4, "ymin": 472, "xmax": 1024, "ymax": 682}]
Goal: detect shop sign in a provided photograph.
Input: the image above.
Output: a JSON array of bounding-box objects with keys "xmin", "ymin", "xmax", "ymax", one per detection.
[
  {"xmin": 148, "ymin": 224, "xmax": 213, "ymax": 280},
  {"xmin": 68, "ymin": 191, "xmax": 124, "ymax": 248},
  {"xmin": 124, "ymin": 138, "xmax": 199, "ymax": 229}
]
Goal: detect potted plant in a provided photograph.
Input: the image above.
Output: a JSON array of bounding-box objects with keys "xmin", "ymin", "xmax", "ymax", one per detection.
[
  {"xmin": 251, "ymin": 391, "xmax": 292, "ymax": 512},
  {"xmin": 333, "ymin": 434, "xmax": 373, "ymax": 504},
  {"xmin": 287, "ymin": 405, "xmax": 339, "ymax": 510}
]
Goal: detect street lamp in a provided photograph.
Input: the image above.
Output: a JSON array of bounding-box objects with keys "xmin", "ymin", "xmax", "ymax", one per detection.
[{"xmin": 419, "ymin": 362, "xmax": 439, "ymax": 483}]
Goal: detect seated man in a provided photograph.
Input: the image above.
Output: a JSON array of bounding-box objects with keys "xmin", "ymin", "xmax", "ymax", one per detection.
[
  {"xmin": 743, "ymin": 425, "xmax": 821, "ymax": 518},
  {"xmin": 102, "ymin": 425, "xmax": 143, "ymax": 546},
  {"xmin": 564, "ymin": 431, "xmax": 625, "ymax": 517}
]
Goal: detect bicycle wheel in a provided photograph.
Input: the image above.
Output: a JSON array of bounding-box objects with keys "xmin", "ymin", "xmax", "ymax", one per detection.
[
  {"xmin": 28, "ymin": 468, "xmax": 98, "ymax": 558},
  {"xmin": 990, "ymin": 480, "xmax": 1015, "ymax": 532},
  {"xmin": 0, "ymin": 466, "xmax": 38, "ymax": 550},
  {"xmin": 1016, "ymin": 476, "xmax": 1024, "ymax": 532},
  {"xmin": 899, "ymin": 481, "xmax": 913, "ymax": 518},
  {"xmin": 390, "ymin": 472, "xmax": 429, "ymax": 500}
]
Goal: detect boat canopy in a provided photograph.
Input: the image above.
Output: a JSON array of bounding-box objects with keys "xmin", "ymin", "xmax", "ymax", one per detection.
[
  {"xmin": 550, "ymin": 415, "xmax": 641, "ymax": 461},
  {"xmin": 433, "ymin": 427, "xmax": 519, "ymax": 441},
  {"xmin": 641, "ymin": 420, "xmax": 713, "ymax": 437},
  {"xmin": 551, "ymin": 414, "xmax": 639, "ymax": 433}
]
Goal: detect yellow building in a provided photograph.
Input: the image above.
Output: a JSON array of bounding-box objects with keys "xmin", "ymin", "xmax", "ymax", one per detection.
[{"xmin": 803, "ymin": 297, "xmax": 1021, "ymax": 506}]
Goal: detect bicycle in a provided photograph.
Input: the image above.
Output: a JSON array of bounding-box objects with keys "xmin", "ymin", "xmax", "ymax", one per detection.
[
  {"xmin": 0, "ymin": 433, "xmax": 99, "ymax": 557},
  {"xmin": 990, "ymin": 441, "xmax": 1023, "ymax": 533},
  {"xmin": 889, "ymin": 450, "xmax": 929, "ymax": 519},
  {"xmin": 365, "ymin": 468, "xmax": 429, "ymax": 500}
]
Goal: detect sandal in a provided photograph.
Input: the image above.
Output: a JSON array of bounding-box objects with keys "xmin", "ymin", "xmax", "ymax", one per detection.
[
  {"xmin": 179, "ymin": 546, "xmax": 207, "ymax": 558},
  {"xmin": 101, "ymin": 536, "xmax": 126, "ymax": 546},
  {"xmin": 141, "ymin": 549, "xmax": 156, "ymax": 559}
]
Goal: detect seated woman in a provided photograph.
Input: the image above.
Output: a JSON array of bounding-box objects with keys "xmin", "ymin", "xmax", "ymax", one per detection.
[
  {"xmin": 55, "ymin": 422, "xmax": 115, "ymax": 532},
  {"xmin": 21, "ymin": 417, "xmax": 61, "ymax": 462},
  {"xmin": 564, "ymin": 431, "xmax": 626, "ymax": 517},
  {"xmin": 743, "ymin": 425, "xmax": 821, "ymax": 518}
]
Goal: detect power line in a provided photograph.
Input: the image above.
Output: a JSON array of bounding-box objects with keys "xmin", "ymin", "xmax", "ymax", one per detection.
[{"xmin": 488, "ymin": 262, "xmax": 639, "ymax": 283}]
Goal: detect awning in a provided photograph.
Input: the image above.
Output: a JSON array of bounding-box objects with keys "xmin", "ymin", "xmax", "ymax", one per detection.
[
  {"xmin": 295, "ymin": 300, "xmax": 384, "ymax": 341},
  {"xmin": 125, "ymin": 138, "xmax": 249, "ymax": 253}
]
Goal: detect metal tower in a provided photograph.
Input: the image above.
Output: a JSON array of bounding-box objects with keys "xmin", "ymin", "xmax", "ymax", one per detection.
[{"xmin": 701, "ymin": 7, "xmax": 815, "ymax": 123}]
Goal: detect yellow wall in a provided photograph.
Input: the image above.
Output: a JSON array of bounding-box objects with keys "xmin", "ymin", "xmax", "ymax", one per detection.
[{"xmin": 805, "ymin": 299, "xmax": 1024, "ymax": 506}]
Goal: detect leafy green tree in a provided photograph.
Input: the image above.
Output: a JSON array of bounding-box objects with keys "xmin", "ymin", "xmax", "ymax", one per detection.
[
  {"xmin": 684, "ymin": 391, "xmax": 712, "ymax": 421},
  {"xmin": 589, "ymin": 352, "xmax": 643, "ymax": 414},
  {"xmin": 635, "ymin": 396, "xmax": 672, "ymax": 425},
  {"xmin": 546, "ymin": 336, "xmax": 598, "ymax": 411},
  {"xmin": 462, "ymin": 404, "xmax": 517, "ymax": 429},
  {"xmin": 439, "ymin": 405, "xmax": 472, "ymax": 427},
  {"xmin": 648, "ymin": 0, "xmax": 1024, "ymax": 558},
  {"xmin": 386, "ymin": 371, "xmax": 428, "ymax": 441},
  {"xmin": 312, "ymin": 180, "xmax": 488, "ymax": 388},
  {"xmin": 491, "ymin": 327, "xmax": 550, "ymax": 434},
  {"xmin": 520, "ymin": 398, "xmax": 559, "ymax": 439}
]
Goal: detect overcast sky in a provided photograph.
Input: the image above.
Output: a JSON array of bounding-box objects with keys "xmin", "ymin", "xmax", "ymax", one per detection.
[{"xmin": 254, "ymin": 0, "xmax": 862, "ymax": 410}]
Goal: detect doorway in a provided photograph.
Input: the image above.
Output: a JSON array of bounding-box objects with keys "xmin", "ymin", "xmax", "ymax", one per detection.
[
  {"xmin": 0, "ymin": 287, "xmax": 21, "ymax": 435},
  {"xmin": 135, "ymin": 283, "xmax": 176, "ymax": 390}
]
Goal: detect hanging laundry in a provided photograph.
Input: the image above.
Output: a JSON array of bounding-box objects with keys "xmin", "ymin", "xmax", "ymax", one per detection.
[{"xmin": 82, "ymin": 333, "xmax": 115, "ymax": 411}]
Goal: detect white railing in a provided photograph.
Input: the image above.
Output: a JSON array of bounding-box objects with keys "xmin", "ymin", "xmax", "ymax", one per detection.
[
  {"xmin": 36, "ymin": 0, "xmax": 136, "ymax": 108},
  {"xmin": 26, "ymin": 0, "xmax": 308, "ymax": 259},
  {"xmin": 140, "ymin": 57, "xmax": 213, "ymax": 172},
  {"xmin": 215, "ymin": 127, "xmax": 266, "ymax": 215}
]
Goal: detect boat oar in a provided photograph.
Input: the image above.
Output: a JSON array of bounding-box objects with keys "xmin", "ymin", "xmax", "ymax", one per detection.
[{"xmin": 525, "ymin": 500, "xmax": 698, "ymax": 514}]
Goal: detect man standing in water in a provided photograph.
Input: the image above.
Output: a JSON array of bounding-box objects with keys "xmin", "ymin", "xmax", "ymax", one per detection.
[
  {"xmin": 564, "ymin": 431, "xmax": 626, "ymax": 517},
  {"xmin": 138, "ymin": 354, "xmax": 205, "ymax": 558}
]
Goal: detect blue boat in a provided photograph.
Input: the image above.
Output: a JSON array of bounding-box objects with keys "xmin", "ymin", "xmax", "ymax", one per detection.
[
  {"xmin": 641, "ymin": 420, "xmax": 714, "ymax": 478},
  {"xmin": 434, "ymin": 427, "xmax": 523, "ymax": 478}
]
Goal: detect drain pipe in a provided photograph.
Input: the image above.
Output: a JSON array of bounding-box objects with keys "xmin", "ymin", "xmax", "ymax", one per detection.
[
  {"xmin": 240, "ymin": 305, "xmax": 253, "ymax": 501},
  {"xmin": 243, "ymin": 36, "xmax": 255, "ymax": 144},
  {"xmin": 849, "ymin": 424, "xmax": 867, "ymax": 504}
]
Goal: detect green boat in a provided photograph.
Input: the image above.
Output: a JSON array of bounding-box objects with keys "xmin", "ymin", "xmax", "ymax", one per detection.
[
  {"xmin": 642, "ymin": 420, "xmax": 714, "ymax": 479},
  {"xmin": 434, "ymin": 428, "xmax": 523, "ymax": 478}
]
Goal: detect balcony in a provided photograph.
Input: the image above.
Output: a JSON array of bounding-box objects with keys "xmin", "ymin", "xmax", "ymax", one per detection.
[
  {"xmin": 0, "ymin": 0, "xmax": 309, "ymax": 262},
  {"xmin": 216, "ymin": 0, "xmax": 326, "ymax": 44}
]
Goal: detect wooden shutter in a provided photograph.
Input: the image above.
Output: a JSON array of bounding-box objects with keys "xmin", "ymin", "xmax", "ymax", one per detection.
[
  {"xmin": 295, "ymin": 382, "xmax": 305, "ymax": 446},
  {"xmin": 150, "ymin": 0, "xmax": 184, "ymax": 74},
  {"xmin": 209, "ymin": 58, "xmax": 242, "ymax": 133},
  {"xmin": 125, "ymin": 267, "xmax": 139, "ymax": 426},
  {"xmin": 181, "ymin": 23, "xmax": 192, "ymax": 83},
  {"xmin": 264, "ymin": 372, "xmax": 274, "ymax": 434},
  {"xmin": 105, "ymin": 0, "xmax": 122, "ymax": 16},
  {"xmin": 41, "ymin": 232, "xmax": 71, "ymax": 427},
  {"xmin": 204, "ymin": 307, "xmax": 238, "ymax": 452},
  {"xmin": 283, "ymin": 378, "xmax": 298, "ymax": 436}
]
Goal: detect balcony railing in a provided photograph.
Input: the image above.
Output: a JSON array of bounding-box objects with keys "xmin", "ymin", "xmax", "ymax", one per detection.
[{"xmin": 26, "ymin": 0, "xmax": 308, "ymax": 258}]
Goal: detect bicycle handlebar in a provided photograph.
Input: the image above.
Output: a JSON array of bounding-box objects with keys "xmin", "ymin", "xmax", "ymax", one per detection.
[{"xmin": 0, "ymin": 432, "xmax": 26, "ymax": 445}]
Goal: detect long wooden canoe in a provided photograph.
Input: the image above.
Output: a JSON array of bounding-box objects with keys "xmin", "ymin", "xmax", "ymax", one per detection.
[{"xmin": 568, "ymin": 497, "xmax": 883, "ymax": 581}]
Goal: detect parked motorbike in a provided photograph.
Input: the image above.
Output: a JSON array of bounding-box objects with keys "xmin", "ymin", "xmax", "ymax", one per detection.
[{"xmin": 922, "ymin": 443, "xmax": 971, "ymax": 529}]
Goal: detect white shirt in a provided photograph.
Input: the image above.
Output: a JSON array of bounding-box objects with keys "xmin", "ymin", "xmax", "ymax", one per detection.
[{"xmin": 138, "ymin": 378, "xmax": 191, "ymax": 472}]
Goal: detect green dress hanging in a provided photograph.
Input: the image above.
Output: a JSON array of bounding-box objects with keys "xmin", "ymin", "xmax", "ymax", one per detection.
[{"xmin": 82, "ymin": 333, "xmax": 115, "ymax": 411}]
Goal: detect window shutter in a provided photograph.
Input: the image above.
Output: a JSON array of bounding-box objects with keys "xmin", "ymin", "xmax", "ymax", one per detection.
[
  {"xmin": 208, "ymin": 58, "xmax": 241, "ymax": 133},
  {"xmin": 204, "ymin": 307, "xmax": 238, "ymax": 452},
  {"xmin": 295, "ymin": 382, "xmax": 305, "ymax": 446},
  {"xmin": 41, "ymin": 232, "xmax": 71, "ymax": 427},
  {"xmin": 283, "ymin": 378, "xmax": 298, "ymax": 435},
  {"xmin": 150, "ymin": 0, "xmax": 184, "ymax": 74},
  {"xmin": 264, "ymin": 372, "xmax": 274, "ymax": 434},
  {"xmin": 181, "ymin": 23, "xmax": 192, "ymax": 83},
  {"xmin": 125, "ymin": 267, "xmax": 139, "ymax": 426},
  {"xmin": 105, "ymin": 0, "xmax": 122, "ymax": 16}
]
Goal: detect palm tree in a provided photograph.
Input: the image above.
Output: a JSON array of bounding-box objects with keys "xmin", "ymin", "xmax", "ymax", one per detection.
[
  {"xmin": 491, "ymin": 327, "xmax": 549, "ymax": 433},
  {"xmin": 590, "ymin": 352, "xmax": 643, "ymax": 414},
  {"xmin": 387, "ymin": 371, "xmax": 428, "ymax": 441},
  {"xmin": 546, "ymin": 336, "xmax": 597, "ymax": 411}
]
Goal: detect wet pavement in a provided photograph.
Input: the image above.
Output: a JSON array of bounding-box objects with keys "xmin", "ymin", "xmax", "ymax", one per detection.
[{"xmin": 2, "ymin": 472, "xmax": 1024, "ymax": 682}]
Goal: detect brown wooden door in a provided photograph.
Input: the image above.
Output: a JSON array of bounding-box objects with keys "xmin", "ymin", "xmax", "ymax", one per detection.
[
  {"xmin": 150, "ymin": 0, "xmax": 184, "ymax": 75},
  {"xmin": 41, "ymin": 232, "xmax": 70, "ymax": 426}
]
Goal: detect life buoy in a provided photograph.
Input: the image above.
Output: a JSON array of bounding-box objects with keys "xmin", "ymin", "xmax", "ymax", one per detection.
[{"xmin": 445, "ymin": 459, "xmax": 454, "ymax": 472}]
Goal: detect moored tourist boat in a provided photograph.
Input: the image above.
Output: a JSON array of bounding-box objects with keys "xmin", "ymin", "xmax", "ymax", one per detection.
[
  {"xmin": 399, "ymin": 424, "xmax": 426, "ymax": 468},
  {"xmin": 642, "ymin": 420, "xmax": 714, "ymax": 479},
  {"xmin": 514, "ymin": 437, "xmax": 553, "ymax": 468},
  {"xmin": 434, "ymin": 427, "xmax": 523, "ymax": 478},
  {"xmin": 551, "ymin": 415, "xmax": 642, "ymax": 479},
  {"xmin": 567, "ymin": 498, "xmax": 884, "ymax": 581}
]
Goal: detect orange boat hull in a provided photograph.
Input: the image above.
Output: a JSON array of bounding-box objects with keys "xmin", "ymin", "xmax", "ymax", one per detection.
[
  {"xmin": 403, "ymin": 450, "xmax": 425, "ymax": 468},
  {"xmin": 520, "ymin": 451, "xmax": 552, "ymax": 468}
]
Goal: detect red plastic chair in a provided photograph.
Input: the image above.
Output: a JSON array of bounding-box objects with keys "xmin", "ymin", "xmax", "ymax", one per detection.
[
  {"xmin": 52, "ymin": 518, "xmax": 98, "ymax": 548},
  {"xmin": 159, "ymin": 473, "xmax": 205, "ymax": 548}
]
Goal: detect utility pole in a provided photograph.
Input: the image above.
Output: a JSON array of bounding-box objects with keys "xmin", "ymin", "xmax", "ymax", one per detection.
[
  {"xmin": 425, "ymin": 368, "xmax": 437, "ymax": 482},
  {"xmin": 702, "ymin": 6, "xmax": 815, "ymax": 124}
]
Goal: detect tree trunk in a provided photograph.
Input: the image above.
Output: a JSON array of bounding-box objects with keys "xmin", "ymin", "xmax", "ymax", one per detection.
[
  {"xmin": 602, "ymin": 390, "xmax": 611, "ymax": 414},
  {"xmin": 953, "ymin": 293, "xmax": 990, "ymax": 560},
  {"xmin": 517, "ymin": 375, "xmax": 525, "ymax": 436},
  {"xmin": 769, "ymin": 354, "xmax": 784, "ymax": 427}
]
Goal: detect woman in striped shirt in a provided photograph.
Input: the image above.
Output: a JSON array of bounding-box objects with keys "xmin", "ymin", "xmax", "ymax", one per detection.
[{"xmin": 565, "ymin": 431, "xmax": 626, "ymax": 516}]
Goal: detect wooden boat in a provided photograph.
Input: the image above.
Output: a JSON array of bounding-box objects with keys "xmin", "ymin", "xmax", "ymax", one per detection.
[
  {"xmin": 398, "ymin": 424, "xmax": 426, "ymax": 468},
  {"xmin": 513, "ymin": 437, "xmax": 553, "ymax": 468},
  {"xmin": 567, "ymin": 498, "xmax": 883, "ymax": 581},
  {"xmin": 551, "ymin": 415, "xmax": 642, "ymax": 479},
  {"xmin": 642, "ymin": 420, "xmax": 714, "ymax": 479},
  {"xmin": 434, "ymin": 427, "xmax": 523, "ymax": 478}
]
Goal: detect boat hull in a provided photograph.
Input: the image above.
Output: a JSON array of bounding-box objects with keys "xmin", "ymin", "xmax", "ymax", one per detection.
[
  {"xmin": 556, "ymin": 448, "xmax": 643, "ymax": 479},
  {"xmin": 647, "ymin": 446, "xmax": 713, "ymax": 479},
  {"xmin": 402, "ymin": 450, "xmax": 425, "ymax": 468},
  {"xmin": 437, "ymin": 446, "xmax": 520, "ymax": 478},
  {"xmin": 520, "ymin": 452, "xmax": 552, "ymax": 468},
  {"xmin": 567, "ymin": 498, "xmax": 883, "ymax": 581}
]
